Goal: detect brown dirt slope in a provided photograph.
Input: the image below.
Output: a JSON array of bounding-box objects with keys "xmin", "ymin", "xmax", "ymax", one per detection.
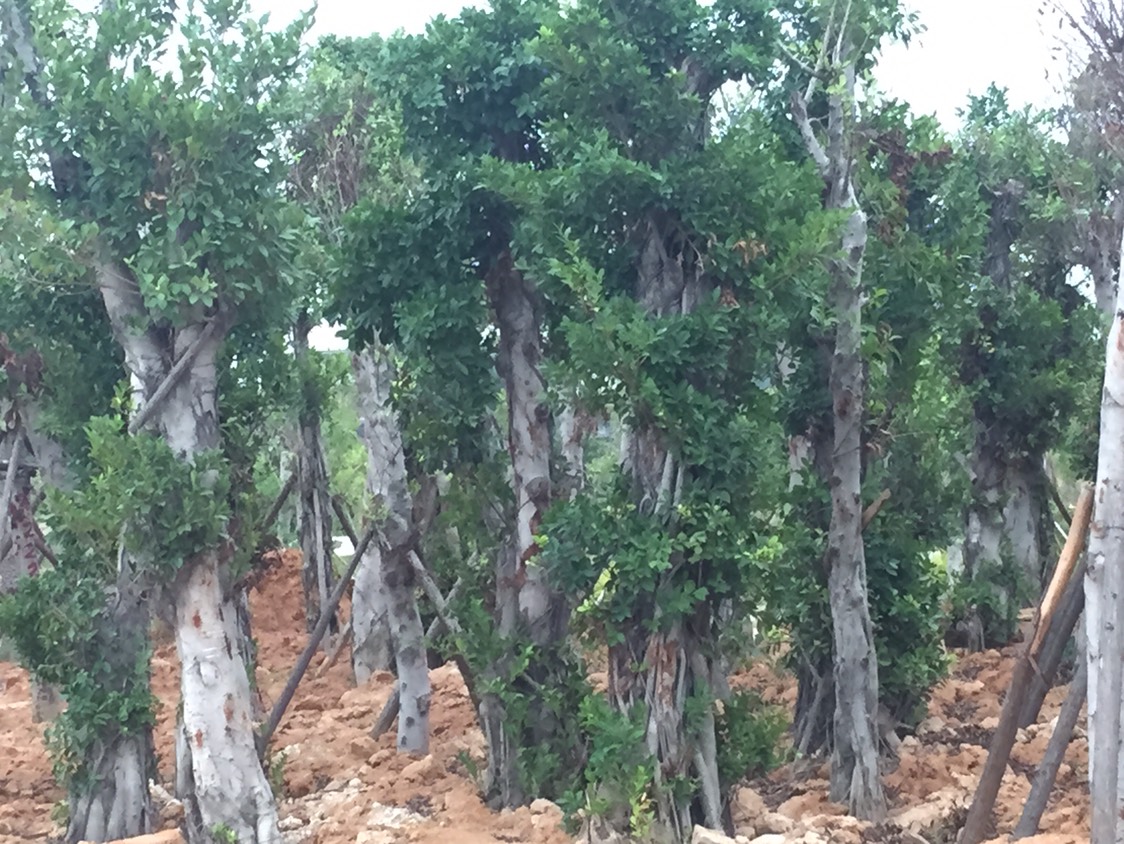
[{"xmin": 0, "ymin": 549, "xmax": 1092, "ymax": 843}]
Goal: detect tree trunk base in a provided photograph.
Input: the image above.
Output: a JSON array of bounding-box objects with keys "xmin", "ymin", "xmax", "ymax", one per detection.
[{"xmin": 67, "ymin": 732, "xmax": 155, "ymax": 844}]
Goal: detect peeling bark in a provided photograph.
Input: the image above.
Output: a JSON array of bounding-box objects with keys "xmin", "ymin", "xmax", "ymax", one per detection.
[
  {"xmin": 480, "ymin": 252, "xmax": 579, "ymax": 808},
  {"xmin": 352, "ymin": 345, "xmax": 430, "ymax": 753}
]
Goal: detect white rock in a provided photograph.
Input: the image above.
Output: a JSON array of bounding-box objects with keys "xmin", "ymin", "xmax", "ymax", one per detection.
[
  {"xmin": 757, "ymin": 812, "xmax": 794, "ymax": 835},
  {"xmin": 691, "ymin": 826, "xmax": 738, "ymax": 844},
  {"xmin": 748, "ymin": 835, "xmax": 787, "ymax": 844}
]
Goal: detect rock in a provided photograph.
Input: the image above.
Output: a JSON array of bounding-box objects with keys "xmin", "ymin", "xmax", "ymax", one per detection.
[
  {"xmin": 278, "ymin": 817, "xmax": 305, "ymax": 831},
  {"xmin": 980, "ymin": 716, "xmax": 1000, "ymax": 731},
  {"xmin": 758, "ymin": 812, "xmax": 794, "ymax": 834},
  {"xmin": 530, "ymin": 797, "xmax": 564, "ymax": 830},
  {"xmin": 401, "ymin": 753, "xmax": 441, "ymax": 785},
  {"xmin": 732, "ymin": 787, "xmax": 768, "ymax": 825},
  {"xmin": 901, "ymin": 735, "xmax": 920, "ymax": 750},
  {"xmin": 367, "ymin": 748, "xmax": 394, "ymax": 767},
  {"xmin": 349, "ymin": 736, "xmax": 378, "ymax": 759},
  {"xmin": 691, "ymin": 826, "xmax": 738, "ymax": 844},
  {"xmin": 78, "ymin": 831, "xmax": 186, "ymax": 844},
  {"xmin": 917, "ymin": 716, "xmax": 945, "ymax": 736},
  {"xmin": 748, "ymin": 835, "xmax": 787, "ymax": 844},
  {"xmin": 1016, "ymin": 728, "xmax": 1030, "ymax": 744},
  {"xmin": 354, "ymin": 832, "xmax": 394, "ymax": 844}
]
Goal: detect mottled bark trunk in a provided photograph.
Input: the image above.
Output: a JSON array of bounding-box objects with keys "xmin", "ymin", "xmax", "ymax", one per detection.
[
  {"xmin": 352, "ymin": 346, "xmax": 430, "ymax": 753},
  {"xmin": 488, "ymin": 252, "xmax": 560, "ymax": 644},
  {"xmin": 97, "ymin": 262, "xmax": 279, "ymax": 843},
  {"xmin": 294, "ymin": 314, "xmax": 338, "ymax": 643},
  {"xmin": 792, "ymin": 48, "xmax": 886, "ymax": 820},
  {"xmin": 1085, "ymin": 229, "xmax": 1124, "ymax": 844},
  {"xmin": 480, "ymin": 252, "xmax": 578, "ymax": 807},
  {"xmin": 963, "ymin": 431, "xmax": 1049, "ymax": 645},
  {"xmin": 824, "ymin": 205, "xmax": 884, "ymax": 820}
]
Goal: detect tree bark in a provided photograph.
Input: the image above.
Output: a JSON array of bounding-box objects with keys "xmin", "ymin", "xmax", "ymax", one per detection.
[
  {"xmin": 600, "ymin": 213, "xmax": 726, "ymax": 841},
  {"xmin": 0, "ymin": 418, "xmax": 67, "ymax": 724},
  {"xmin": 792, "ymin": 45, "xmax": 887, "ymax": 821},
  {"xmin": 294, "ymin": 313, "xmax": 338, "ymax": 643},
  {"xmin": 352, "ymin": 345, "xmax": 430, "ymax": 753},
  {"xmin": 97, "ymin": 261, "xmax": 280, "ymax": 843},
  {"xmin": 66, "ymin": 568, "xmax": 155, "ymax": 844},
  {"xmin": 1084, "ymin": 228, "xmax": 1124, "ymax": 844}
]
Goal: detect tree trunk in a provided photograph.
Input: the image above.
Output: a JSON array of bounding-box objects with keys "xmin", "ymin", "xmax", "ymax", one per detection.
[
  {"xmin": 825, "ymin": 202, "xmax": 885, "ymax": 821},
  {"xmin": 294, "ymin": 313, "xmax": 338, "ymax": 644},
  {"xmin": 352, "ymin": 345, "xmax": 430, "ymax": 753},
  {"xmin": 487, "ymin": 251, "xmax": 560, "ymax": 645},
  {"xmin": 598, "ymin": 214, "xmax": 725, "ymax": 841},
  {"xmin": 97, "ymin": 263, "xmax": 280, "ymax": 843},
  {"xmin": 480, "ymin": 251, "xmax": 581, "ymax": 807},
  {"xmin": 1084, "ymin": 229, "xmax": 1124, "ymax": 844},
  {"xmin": 67, "ymin": 568, "xmax": 155, "ymax": 844},
  {"xmin": 964, "ymin": 433, "xmax": 1050, "ymax": 645},
  {"xmin": 1, "ymin": 424, "xmax": 63, "ymax": 723},
  {"xmin": 792, "ymin": 47, "xmax": 887, "ymax": 820}
]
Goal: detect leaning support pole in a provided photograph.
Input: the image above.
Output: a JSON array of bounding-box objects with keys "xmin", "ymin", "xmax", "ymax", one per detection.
[
  {"xmin": 1018, "ymin": 562, "xmax": 1085, "ymax": 728},
  {"xmin": 257, "ymin": 519, "xmax": 380, "ymax": 758},
  {"xmin": 960, "ymin": 487, "xmax": 1091, "ymax": 844},
  {"xmin": 1013, "ymin": 658, "xmax": 1088, "ymax": 839}
]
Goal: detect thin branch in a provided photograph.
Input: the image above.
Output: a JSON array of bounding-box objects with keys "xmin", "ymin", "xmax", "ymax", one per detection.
[
  {"xmin": 127, "ymin": 320, "xmax": 219, "ymax": 435},
  {"xmin": 0, "ymin": 423, "xmax": 25, "ymax": 552},
  {"xmin": 791, "ymin": 91, "xmax": 831, "ymax": 178},
  {"xmin": 257, "ymin": 517, "xmax": 382, "ymax": 756}
]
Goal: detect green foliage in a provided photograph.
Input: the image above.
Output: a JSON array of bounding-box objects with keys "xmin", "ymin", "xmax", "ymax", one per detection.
[
  {"xmin": 49, "ymin": 416, "xmax": 231, "ymax": 575},
  {"xmin": 713, "ymin": 689, "xmax": 789, "ymax": 788},
  {"xmin": 561, "ymin": 693, "xmax": 656, "ymax": 837},
  {"xmin": 947, "ymin": 554, "xmax": 1034, "ymax": 648},
  {"xmin": 0, "ymin": 569, "xmax": 155, "ymax": 790}
]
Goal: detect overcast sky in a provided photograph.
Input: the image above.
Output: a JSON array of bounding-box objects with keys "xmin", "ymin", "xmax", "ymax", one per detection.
[{"xmin": 263, "ymin": 0, "xmax": 1080, "ymax": 349}]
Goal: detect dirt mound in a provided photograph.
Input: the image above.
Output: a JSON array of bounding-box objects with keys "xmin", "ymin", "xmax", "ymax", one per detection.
[{"xmin": 0, "ymin": 551, "xmax": 1092, "ymax": 844}]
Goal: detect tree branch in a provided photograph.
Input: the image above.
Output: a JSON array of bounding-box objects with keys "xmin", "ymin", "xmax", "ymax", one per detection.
[
  {"xmin": 0, "ymin": 422, "xmax": 25, "ymax": 553},
  {"xmin": 791, "ymin": 91, "xmax": 831, "ymax": 178},
  {"xmin": 127, "ymin": 319, "xmax": 220, "ymax": 435}
]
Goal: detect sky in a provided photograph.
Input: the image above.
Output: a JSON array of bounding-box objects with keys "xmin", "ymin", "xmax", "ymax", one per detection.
[{"xmin": 262, "ymin": 0, "xmax": 1082, "ymax": 348}]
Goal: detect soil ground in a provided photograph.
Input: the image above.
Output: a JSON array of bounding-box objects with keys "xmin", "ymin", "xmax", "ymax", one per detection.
[{"xmin": 0, "ymin": 550, "xmax": 1092, "ymax": 844}]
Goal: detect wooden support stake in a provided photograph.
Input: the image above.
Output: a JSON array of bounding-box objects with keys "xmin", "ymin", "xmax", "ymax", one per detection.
[
  {"xmin": 257, "ymin": 519, "xmax": 381, "ymax": 758},
  {"xmin": 1013, "ymin": 659, "xmax": 1087, "ymax": 839},
  {"xmin": 314, "ymin": 619, "xmax": 353, "ymax": 678},
  {"xmin": 959, "ymin": 484, "xmax": 1094, "ymax": 844},
  {"xmin": 1030, "ymin": 485, "xmax": 1093, "ymax": 654},
  {"xmin": 261, "ymin": 470, "xmax": 297, "ymax": 535}
]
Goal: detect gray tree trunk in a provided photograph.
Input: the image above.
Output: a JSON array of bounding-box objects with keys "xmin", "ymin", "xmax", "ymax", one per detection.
[
  {"xmin": 791, "ymin": 42, "xmax": 886, "ymax": 821},
  {"xmin": 66, "ymin": 568, "xmax": 155, "ymax": 844},
  {"xmin": 480, "ymin": 251, "xmax": 582, "ymax": 807},
  {"xmin": 294, "ymin": 313, "xmax": 338, "ymax": 643},
  {"xmin": 0, "ymin": 430, "xmax": 63, "ymax": 723},
  {"xmin": 1085, "ymin": 228, "xmax": 1124, "ymax": 844},
  {"xmin": 352, "ymin": 345, "xmax": 430, "ymax": 753},
  {"xmin": 97, "ymin": 260, "xmax": 280, "ymax": 843},
  {"xmin": 601, "ymin": 213, "xmax": 724, "ymax": 841}
]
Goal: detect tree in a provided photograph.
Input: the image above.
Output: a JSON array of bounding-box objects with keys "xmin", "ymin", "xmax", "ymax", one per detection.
[
  {"xmin": 788, "ymin": 1, "xmax": 887, "ymax": 821},
  {"xmin": 0, "ymin": 0, "xmax": 308, "ymax": 838}
]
